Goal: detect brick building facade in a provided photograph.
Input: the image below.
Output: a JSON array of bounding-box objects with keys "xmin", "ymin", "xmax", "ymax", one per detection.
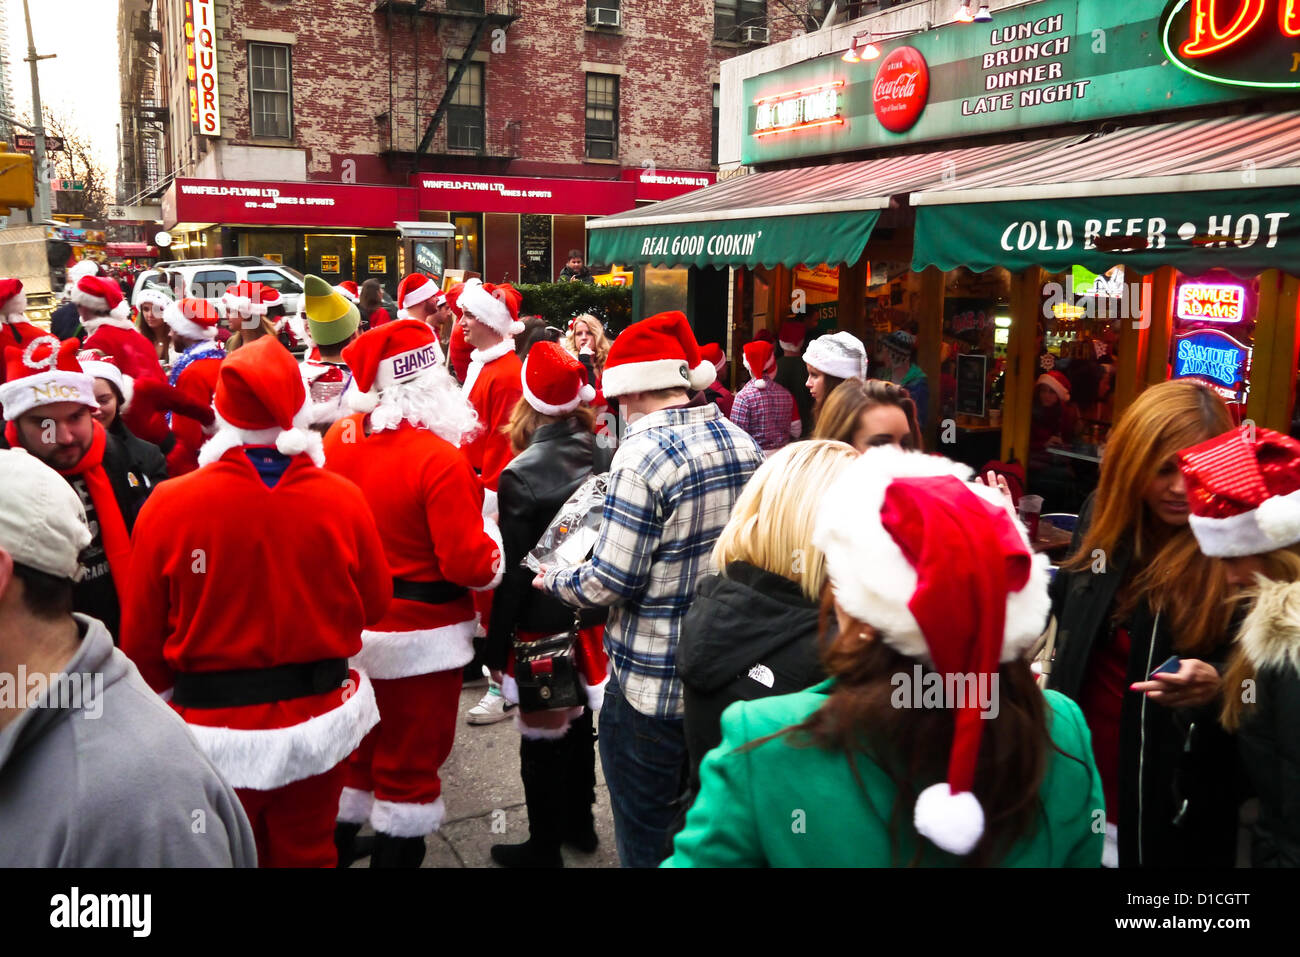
[{"xmin": 136, "ymin": 0, "xmax": 813, "ymax": 288}]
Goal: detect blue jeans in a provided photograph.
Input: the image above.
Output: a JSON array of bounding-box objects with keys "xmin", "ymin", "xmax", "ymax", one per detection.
[{"xmin": 598, "ymin": 671, "xmax": 688, "ymax": 868}]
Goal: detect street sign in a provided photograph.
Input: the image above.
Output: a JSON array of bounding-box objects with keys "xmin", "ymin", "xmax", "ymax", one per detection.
[
  {"xmin": 51, "ymin": 179, "xmax": 84, "ymax": 191},
  {"xmin": 13, "ymin": 134, "xmax": 65, "ymax": 152}
]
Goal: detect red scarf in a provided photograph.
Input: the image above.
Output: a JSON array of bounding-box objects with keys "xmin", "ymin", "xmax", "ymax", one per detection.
[{"xmin": 6, "ymin": 420, "xmax": 132, "ymax": 599}]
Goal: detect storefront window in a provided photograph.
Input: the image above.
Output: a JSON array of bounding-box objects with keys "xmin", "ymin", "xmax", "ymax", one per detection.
[
  {"xmin": 519, "ymin": 214, "xmax": 551, "ymax": 284},
  {"xmin": 453, "ymin": 214, "xmax": 482, "ymax": 274}
]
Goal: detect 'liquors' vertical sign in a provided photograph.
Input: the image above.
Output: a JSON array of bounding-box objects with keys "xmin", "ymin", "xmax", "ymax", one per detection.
[{"xmin": 186, "ymin": 0, "xmax": 221, "ymax": 135}]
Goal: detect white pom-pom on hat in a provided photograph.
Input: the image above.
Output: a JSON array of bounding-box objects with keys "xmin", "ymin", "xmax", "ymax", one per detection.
[
  {"xmin": 1256, "ymin": 493, "xmax": 1300, "ymax": 547},
  {"xmin": 914, "ymin": 783, "xmax": 985, "ymax": 856},
  {"xmin": 347, "ymin": 388, "xmax": 379, "ymax": 414}
]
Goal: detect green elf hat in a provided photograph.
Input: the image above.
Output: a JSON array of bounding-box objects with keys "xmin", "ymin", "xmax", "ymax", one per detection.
[{"xmin": 303, "ymin": 274, "xmax": 360, "ymax": 346}]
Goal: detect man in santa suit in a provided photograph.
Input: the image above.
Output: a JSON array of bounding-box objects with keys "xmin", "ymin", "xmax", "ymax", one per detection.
[
  {"xmin": 132, "ymin": 297, "xmax": 224, "ymax": 477},
  {"xmin": 121, "ymin": 335, "xmax": 391, "ymax": 868},
  {"xmin": 0, "ymin": 281, "xmax": 46, "ymax": 379},
  {"xmin": 324, "ymin": 319, "xmax": 502, "ymax": 866},
  {"xmin": 394, "ymin": 273, "xmax": 439, "ymax": 330},
  {"xmin": 298, "ymin": 275, "xmax": 361, "ymax": 430}
]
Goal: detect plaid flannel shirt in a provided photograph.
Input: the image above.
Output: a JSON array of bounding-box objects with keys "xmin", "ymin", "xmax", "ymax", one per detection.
[
  {"xmin": 729, "ymin": 379, "xmax": 797, "ymax": 452},
  {"xmin": 542, "ymin": 404, "xmax": 764, "ymax": 719}
]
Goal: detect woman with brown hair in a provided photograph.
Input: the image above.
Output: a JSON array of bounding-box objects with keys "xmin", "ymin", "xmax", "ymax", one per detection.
[
  {"xmin": 812, "ymin": 378, "xmax": 922, "ymax": 452},
  {"xmin": 133, "ymin": 286, "xmax": 174, "ymax": 365},
  {"xmin": 803, "ymin": 331, "xmax": 867, "ymax": 423},
  {"xmin": 1179, "ymin": 426, "xmax": 1300, "ymax": 867},
  {"xmin": 666, "ymin": 445, "xmax": 1101, "ymax": 867},
  {"xmin": 1048, "ymin": 379, "xmax": 1242, "ymax": 868}
]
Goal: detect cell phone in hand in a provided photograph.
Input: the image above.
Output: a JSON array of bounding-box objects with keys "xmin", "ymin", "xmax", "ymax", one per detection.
[{"xmin": 1149, "ymin": 654, "xmax": 1182, "ymax": 678}]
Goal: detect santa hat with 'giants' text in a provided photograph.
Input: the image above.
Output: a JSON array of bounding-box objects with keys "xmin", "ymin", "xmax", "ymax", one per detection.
[
  {"xmin": 812, "ymin": 445, "xmax": 1052, "ymax": 856},
  {"xmin": 343, "ymin": 319, "xmax": 448, "ymax": 415}
]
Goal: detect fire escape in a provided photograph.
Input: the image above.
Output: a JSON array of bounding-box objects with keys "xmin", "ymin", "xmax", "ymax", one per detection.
[
  {"xmin": 121, "ymin": 1, "xmax": 171, "ymax": 206},
  {"xmin": 374, "ymin": 0, "xmax": 522, "ymax": 174}
]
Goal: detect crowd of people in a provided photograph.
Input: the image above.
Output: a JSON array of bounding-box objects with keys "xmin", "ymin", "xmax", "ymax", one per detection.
[{"xmin": 0, "ymin": 259, "xmax": 1297, "ymax": 870}]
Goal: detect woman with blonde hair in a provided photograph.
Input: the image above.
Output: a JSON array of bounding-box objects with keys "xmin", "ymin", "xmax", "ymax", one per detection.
[
  {"xmin": 1179, "ymin": 425, "xmax": 1300, "ymax": 867},
  {"xmin": 562, "ymin": 313, "xmax": 610, "ymax": 380},
  {"xmin": 812, "ymin": 378, "xmax": 922, "ymax": 452},
  {"xmin": 667, "ymin": 445, "xmax": 1101, "ymax": 867},
  {"xmin": 1048, "ymin": 378, "xmax": 1243, "ymax": 868},
  {"xmin": 678, "ymin": 439, "xmax": 860, "ymax": 796}
]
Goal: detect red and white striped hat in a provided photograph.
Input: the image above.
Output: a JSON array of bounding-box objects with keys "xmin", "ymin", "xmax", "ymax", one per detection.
[
  {"xmin": 1180, "ymin": 425, "xmax": 1300, "ymax": 557},
  {"xmin": 521, "ymin": 341, "xmax": 596, "ymax": 416}
]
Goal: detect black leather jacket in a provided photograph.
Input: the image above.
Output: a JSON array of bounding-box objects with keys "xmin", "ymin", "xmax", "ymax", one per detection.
[{"xmin": 485, "ymin": 418, "xmax": 607, "ymax": 672}]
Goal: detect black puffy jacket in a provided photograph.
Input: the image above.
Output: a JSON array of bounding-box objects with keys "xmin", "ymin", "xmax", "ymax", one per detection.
[
  {"xmin": 109, "ymin": 417, "xmax": 168, "ymax": 490},
  {"xmin": 485, "ymin": 418, "xmax": 607, "ymax": 673},
  {"xmin": 678, "ymin": 561, "xmax": 827, "ymax": 796}
]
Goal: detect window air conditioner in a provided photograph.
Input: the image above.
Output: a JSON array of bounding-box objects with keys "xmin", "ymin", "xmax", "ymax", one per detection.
[
  {"xmin": 742, "ymin": 25, "xmax": 769, "ymax": 44},
  {"xmin": 589, "ymin": 7, "xmax": 621, "ymax": 27}
]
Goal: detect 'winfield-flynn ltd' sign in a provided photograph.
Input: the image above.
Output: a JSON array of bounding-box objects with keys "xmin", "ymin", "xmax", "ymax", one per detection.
[{"xmin": 742, "ymin": 0, "xmax": 1282, "ymax": 164}]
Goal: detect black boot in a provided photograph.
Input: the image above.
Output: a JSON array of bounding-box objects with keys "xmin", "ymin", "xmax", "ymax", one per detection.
[
  {"xmin": 490, "ymin": 734, "xmax": 564, "ymax": 868},
  {"xmin": 370, "ymin": 832, "xmax": 426, "ymax": 868},
  {"xmin": 334, "ymin": 822, "xmax": 376, "ymax": 868},
  {"xmin": 561, "ymin": 709, "xmax": 599, "ymax": 853}
]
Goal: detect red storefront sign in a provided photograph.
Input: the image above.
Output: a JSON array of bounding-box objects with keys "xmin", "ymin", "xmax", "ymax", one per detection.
[
  {"xmin": 620, "ymin": 168, "xmax": 717, "ymax": 202},
  {"xmin": 873, "ymin": 46, "xmax": 929, "ymax": 133},
  {"xmin": 415, "ymin": 173, "xmax": 635, "ymax": 215},
  {"xmin": 164, "ymin": 178, "xmax": 418, "ymax": 229}
]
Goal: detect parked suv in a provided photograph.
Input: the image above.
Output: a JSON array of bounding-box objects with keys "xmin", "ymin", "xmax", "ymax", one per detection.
[{"xmin": 133, "ymin": 257, "xmax": 305, "ymax": 315}]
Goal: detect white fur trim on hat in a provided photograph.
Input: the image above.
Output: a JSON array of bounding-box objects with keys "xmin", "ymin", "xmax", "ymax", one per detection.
[
  {"xmin": 371, "ymin": 796, "xmax": 445, "ymax": 837},
  {"xmin": 337, "ymin": 786, "xmax": 374, "ymax": 825},
  {"xmin": 335, "ymin": 285, "xmax": 360, "ymax": 305},
  {"xmin": 81, "ymin": 311, "xmax": 136, "ymax": 335},
  {"xmin": 811, "ymin": 445, "xmax": 1051, "ymax": 665},
  {"xmin": 520, "ymin": 353, "xmax": 597, "ymax": 416},
  {"xmin": 804, "ymin": 332, "xmax": 867, "ymax": 381},
  {"xmin": 1036, "ymin": 373, "xmax": 1069, "ymax": 402},
  {"xmin": 601, "ymin": 357, "xmax": 715, "ymax": 398},
  {"xmin": 1190, "ymin": 487, "xmax": 1300, "ymax": 558},
  {"xmin": 197, "ymin": 407, "xmax": 325, "ymax": 469},
  {"xmin": 458, "ymin": 281, "xmax": 524, "ymax": 337},
  {"xmin": 69, "ymin": 283, "xmax": 114, "ymax": 315},
  {"xmin": 80, "ymin": 360, "xmax": 134, "ymax": 411},
  {"xmin": 351, "ymin": 619, "xmax": 477, "ymax": 681},
  {"xmin": 742, "ymin": 353, "xmax": 776, "ymax": 389},
  {"xmin": 184, "ymin": 669, "xmax": 379, "ymax": 791},
  {"xmin": 2, "ymin": 290, "xmax": 27, "ymax": 315},
  {"xmin": 914, "ymin": 783, "xmax": 985, "ymax": 856},
  {"xmin": 163, "ymin": 300, "xmax": 218, "ymax": 341},
  {"xmin": 376, "ymin": 341, "xmax": 446, "ymax": 392},
  {"xmin": 0, "ymin": 369, "xmax": 98, "ymax": 421},
  {"xmin": 221, "ymin": 291, "xmax": 268, "ymax": 318},
  {"xmin": 133, "ymin": 287, "xmax": 175, "ymax": 312},
  {"xmin": 399, "ymin": 279, "xmax": 437, "ymax": 312},
  {"xmin": 396, "ymin": 308, "xmax": 411, "ymax": 321}
]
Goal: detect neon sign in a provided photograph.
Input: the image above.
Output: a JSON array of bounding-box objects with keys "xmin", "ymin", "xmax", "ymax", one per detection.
[
  {"xmin": 753, "ymin": 81, "xmax": 845, "ymax": 138},
  {"xmin": 1172, "ymin": 329, "xmax": 1250, "ymax": 388},
  {"xmin": 1177, "ymin": 282, "xmax": 1248, "ymax": 322},
  {"xmin": 187, "ymin": 0, "xmax": 221, "ymax": 135},
  {"xmin": 1162, "ymin": 0, "xmax": 1300, "ymax": 88}
]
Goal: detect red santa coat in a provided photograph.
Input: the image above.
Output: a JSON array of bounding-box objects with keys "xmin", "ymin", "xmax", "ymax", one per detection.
[
  {"xmin": 462, "ymin": 342, "xmax": 522, "ymax": 498},
  {"xmin": 120, "ymin": 446, "xmax": 392, "ymax": 791},
  {"xmin": 323, "ymin": 415, "xmax": 504, "ymax": 679}
]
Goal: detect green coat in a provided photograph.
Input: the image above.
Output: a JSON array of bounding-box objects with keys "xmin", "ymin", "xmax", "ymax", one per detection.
[{"xmin": 664, "ymin": 681, "xmax": 1104, "ymax": 867}]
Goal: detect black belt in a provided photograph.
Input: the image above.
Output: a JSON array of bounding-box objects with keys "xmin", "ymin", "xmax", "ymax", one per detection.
[
  {"xmin": 171, "ymin": 658, "xmax": 349, "ymax": 709},
  {"xmin": 392, "ymin": 578, "xmax": 469, "ymax": 605}
]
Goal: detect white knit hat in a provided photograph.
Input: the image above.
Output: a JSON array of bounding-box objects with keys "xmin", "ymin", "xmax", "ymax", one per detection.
[
  {"xmin": 0, "ymin": 448, "xmax": 92, "ymax": 580},
  {"xmin": 804, "ymin": 332, "xmax": 867, "ymax": 380}
]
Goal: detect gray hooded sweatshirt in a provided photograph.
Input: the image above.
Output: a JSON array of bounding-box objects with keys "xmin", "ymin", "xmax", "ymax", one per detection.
[{"xmin": 0, "ymin": 614, "xmax": 257, "ymax": 866}]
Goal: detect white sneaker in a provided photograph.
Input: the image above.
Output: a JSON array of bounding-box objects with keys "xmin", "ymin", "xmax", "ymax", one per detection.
[{"xmin": 466, "ymin": 685, "xmax": 516, "ymax": 725}]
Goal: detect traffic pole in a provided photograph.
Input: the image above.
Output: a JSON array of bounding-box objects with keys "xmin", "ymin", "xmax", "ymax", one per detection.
[{"xmin": 22, "ymin": 0, "xmax": 55, "ymax": 224}]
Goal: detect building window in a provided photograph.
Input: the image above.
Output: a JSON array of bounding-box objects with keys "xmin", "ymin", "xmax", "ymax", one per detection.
[
  {"xmin": 711, "ymin": 85, "xmax": 720, "ymax": 166},
  {"xmin": 714, "ymin": 0, "xmax": 766, "ymax": 42},
  {"xmin": 447, "ymin": 62, "xmax": 485, "ymax": 152},
  {"xmin": 585, "ymin": 73, "xmax": 618, "ymax": 161},
  {"xmin": 249, "ymin": 43, "xmax": 292, "ymax": 138}
]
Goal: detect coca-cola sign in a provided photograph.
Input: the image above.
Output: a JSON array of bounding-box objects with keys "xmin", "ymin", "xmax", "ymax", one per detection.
[{"xmin": 872, "ymin": 46, "xmax": 930, "ymax": 133}]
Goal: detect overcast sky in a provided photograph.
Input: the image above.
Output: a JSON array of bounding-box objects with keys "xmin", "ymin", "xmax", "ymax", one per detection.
[{"xmin": 4, "ymin": 0, "xmax": 119, "ymax": 187}]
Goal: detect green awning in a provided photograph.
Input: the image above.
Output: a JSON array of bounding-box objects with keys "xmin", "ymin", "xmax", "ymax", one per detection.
[
  {"xmin": 912, "ymin": 187, "xmax": 1300, "ymax": 275},
  {"xmin": 588, "ymin": 209, "xmax": 879, "ymax": 270}
]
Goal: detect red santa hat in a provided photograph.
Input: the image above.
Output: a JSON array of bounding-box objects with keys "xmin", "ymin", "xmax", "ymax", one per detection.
[
  {"xmin": 396, "ymin": 273, "xmax": 439, "ymax": 320},
  {"xmin": 343, "ymin": 318, "xmax": 446, "ymax": 414},
  {"xmin": 164, "ymin": 297, "xmax": 222, "ymax": 341},
  {"xmin": 0, "ymin": 336, "xmax": 98, "ymax": 421},
  {"xmin": 812, "ymin": 445, "xmax": 1051, "ymax": 856},
  {"xmin": 334, "ymin": 281, "xmax": 360, "ymax": 304},
  {"xmin": 458, "ymin": 279, "xmax": 525, "ymax": 337},
  {"xmin": 700, "ymin": 342, "xmax": 727, "ymax": 375},
  {"xmin": 0, "ymin": 278, "xmax": 27, "ymax": 317},
  {"xmin": 522, "ymin": 341, "xmax": 596, "ymax": 416},
  {"xmin": 447, "ymin": 319, "xmax": 472, "ymax": 382},
  {"xmin": 1179, "ymin": 425, "xmax": 1300, "ymax": 558},
  {"xmin": 221, "ymin": 280, "xmax": 282, "ymax": 320},
  {"xmin": 77, "ymin": 350, "xmax": 134, "ymax": 410},
  {"xmin": 71, "ymin": 275, "xmax": 131, "ymax": 327},
  {"xmin": 601, "ymin": 310, "xmax": 715, "ymax": 398},
  {"xmin": 198, "ymin": 335, "xmax": 322, "ymax": 468},
  {"xmin": 742, "ymin": 340, "xmax": 777, "ymax": 390},
  {"xmin": 1036, "ymin": 371, "xmax": 1070, "ymax": 402},
  {"xmin": 778, "ymin": 319, "xmax": 806, "ymax": 353}
]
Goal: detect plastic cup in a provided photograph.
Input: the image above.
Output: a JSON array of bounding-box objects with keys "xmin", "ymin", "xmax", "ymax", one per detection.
[{"xmin": 1019, "ymin": 494, "xmax": 1043, "ymax": 541}]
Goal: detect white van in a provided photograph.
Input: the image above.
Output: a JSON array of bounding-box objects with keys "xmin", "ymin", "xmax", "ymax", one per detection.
[{"xmin": 133, "ymin": 257, "xmax": 304, "ymax": 315}]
